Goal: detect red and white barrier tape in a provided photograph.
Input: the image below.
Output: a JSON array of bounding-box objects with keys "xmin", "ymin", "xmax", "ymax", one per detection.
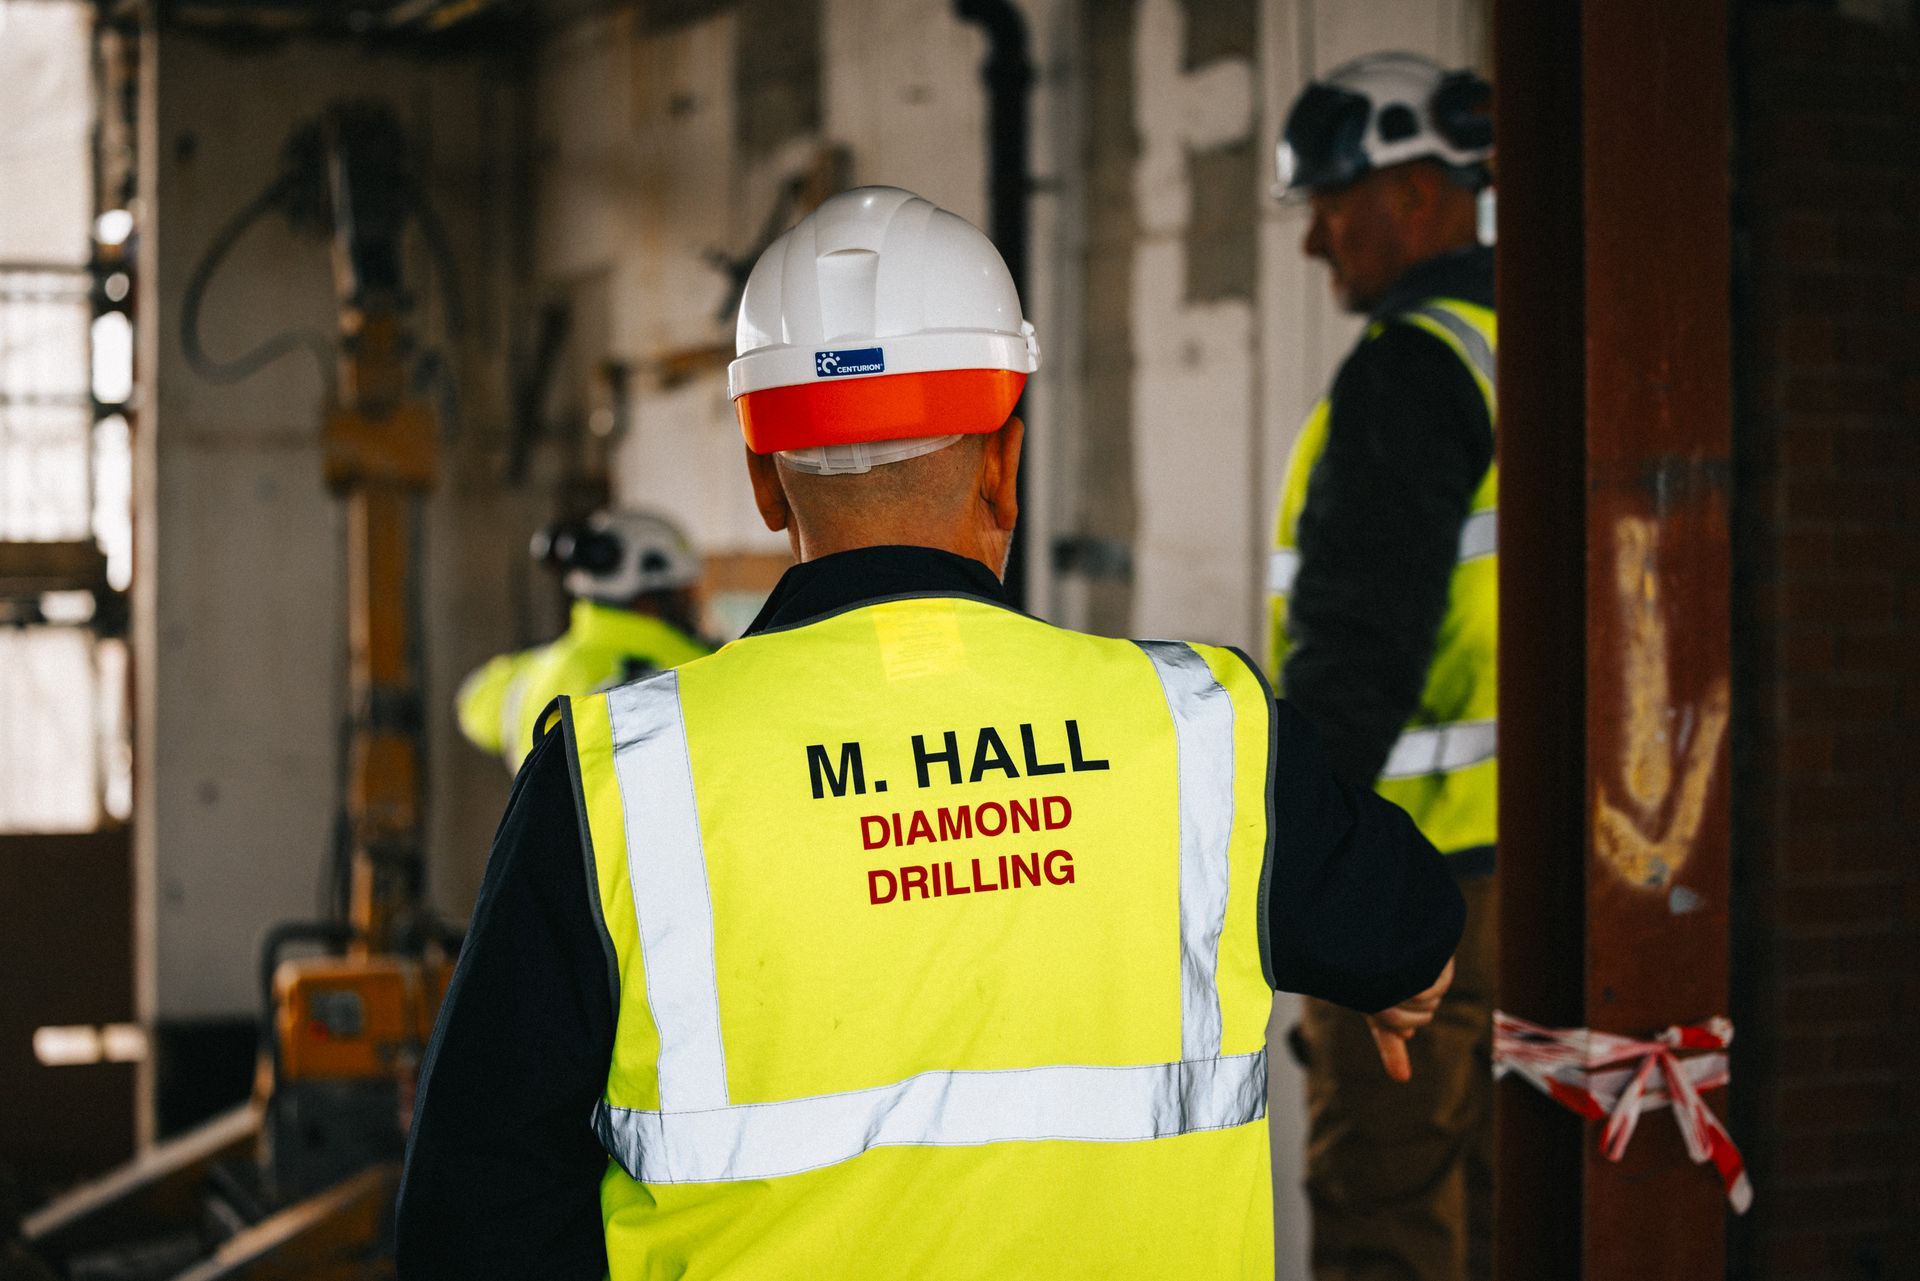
[{"xmin": 1493, "ymin": 1011, "xmax": 1753, "ymax": 1213}]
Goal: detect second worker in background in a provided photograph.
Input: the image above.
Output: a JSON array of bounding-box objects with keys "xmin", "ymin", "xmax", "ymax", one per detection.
[
  {"xmin": 455, "ymin": 509, "xmax": 711, "ymax": 774},
  {"xmin": 1269, "ymin": 53, "xmax": 1499, "ymax": 1281}
]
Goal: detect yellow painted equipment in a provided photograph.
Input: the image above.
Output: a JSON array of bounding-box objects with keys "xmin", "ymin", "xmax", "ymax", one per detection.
[{"xmin": 272, "ymin": 957, "xmax": 446, "ymax": 1084}]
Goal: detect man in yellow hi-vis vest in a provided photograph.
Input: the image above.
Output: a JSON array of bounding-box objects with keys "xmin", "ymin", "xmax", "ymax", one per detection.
[
  {"xmin": 1269, "ymin": 54, "xmax": 1498, "ymax": 1281},
  {"xmin": 454, "ymin": 509, "xmax": 711, "ymax": 774},
  {"xmin": 398, "ymin": 187, "xmax": 1462, "ymax": 1281}
]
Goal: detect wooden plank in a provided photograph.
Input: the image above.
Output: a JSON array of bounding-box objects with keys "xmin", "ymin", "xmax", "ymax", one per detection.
[
  {"xmin": 22, "ymin": 1105, "xmax": 261, "ymax": 1263},
  {"xmin": 173, "ymin": 1163, "xmax": 399, "ymax": 1281}
]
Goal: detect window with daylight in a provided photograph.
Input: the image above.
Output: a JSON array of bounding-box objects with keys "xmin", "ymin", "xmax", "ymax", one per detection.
[{"xmin": 0, "ymin": 0, "xmax": 134, "ymax": 832}]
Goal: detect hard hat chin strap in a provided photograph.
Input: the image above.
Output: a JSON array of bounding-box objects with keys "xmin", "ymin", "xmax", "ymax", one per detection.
[{"xmin": 778, "ymin": 435, "xmax": 963, "ymax": 476}]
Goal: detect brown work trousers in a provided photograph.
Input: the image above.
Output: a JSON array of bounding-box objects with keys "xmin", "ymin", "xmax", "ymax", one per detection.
[{"xmin": 1301, "ymin": 870, "xmax": 1496, "ymax": 1281}]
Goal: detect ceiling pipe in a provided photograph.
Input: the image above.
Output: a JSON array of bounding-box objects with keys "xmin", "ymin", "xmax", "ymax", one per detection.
[{"xmin": 953, "ymin": 0, "xmax": 1034, "ymax": 607}]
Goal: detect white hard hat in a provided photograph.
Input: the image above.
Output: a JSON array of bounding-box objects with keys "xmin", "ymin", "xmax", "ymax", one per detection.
[
  {"xmin": 534, "ymin": 509, "xmax": 701, "ymax": 604},
  {"xmin": 727, "ymin": 186, "xmax": 1039, "ymax": 476},
  {"xmin": 1275, "ymin": 52, "xmax": 1493, "ymax": 201}
]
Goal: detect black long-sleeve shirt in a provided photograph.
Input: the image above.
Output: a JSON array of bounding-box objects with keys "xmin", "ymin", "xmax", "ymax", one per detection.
[
  {"xmin": 1282, "ymin": 247, "xmax": 1496, "ymax": 795},
  {"xmin": 396, "ymin": 545, "xmax": 1463, "ymax": 1281}
]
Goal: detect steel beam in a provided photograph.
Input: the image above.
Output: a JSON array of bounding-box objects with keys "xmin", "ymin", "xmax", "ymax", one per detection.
[
  {"xmin": 172, "ymin": 1163, "xmax": 400, "ymax": 1281},
  {"xmin": 1492, "ymin": 0, "xmax": 1589, "ymax": 1270},
  {"xmin": 1495, "ymin": 0, "xmax": 1735, "ymax": 1274},
  {"xmin": 21, "ymin": 1104, "xmax": 261, "ymax": 1266}
]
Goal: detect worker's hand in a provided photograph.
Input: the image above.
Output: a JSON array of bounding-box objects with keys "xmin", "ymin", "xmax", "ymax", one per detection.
[{"xmin": 1366, "ymin": 958, "xmax": 1455, "ymax": 1083}]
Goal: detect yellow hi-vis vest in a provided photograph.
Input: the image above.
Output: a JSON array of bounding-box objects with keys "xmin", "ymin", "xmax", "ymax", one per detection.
[
  {"xmin": 455, "ymin": 600, "xmax": 709, "ymax": 774},
  {"xmin": 1269, "ymin": 297, "xmax": 1497, "ymax": 856},
  {"xmin": 563, "ymin": 594, "xmax": 1276, "ymax": 1280}
]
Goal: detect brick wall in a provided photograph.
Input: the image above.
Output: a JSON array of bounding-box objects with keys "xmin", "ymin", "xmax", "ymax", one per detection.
[{"xmin": 1732, "ymin": 3, "xmax": 1919, "ymax": 1278}]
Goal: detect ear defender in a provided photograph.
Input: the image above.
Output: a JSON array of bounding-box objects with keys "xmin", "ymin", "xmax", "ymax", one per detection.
[{"xmin": 1431, "ymin": 70, "xmax": 1493, "ymax": 153}]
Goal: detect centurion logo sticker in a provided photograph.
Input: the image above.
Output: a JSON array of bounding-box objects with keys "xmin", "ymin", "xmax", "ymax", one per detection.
[{"xmin": 814, "ymin": 347, "xmax": 885, "ymax": 377}]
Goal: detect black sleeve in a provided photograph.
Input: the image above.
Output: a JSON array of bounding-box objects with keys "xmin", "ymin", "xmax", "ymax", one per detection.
[
  {"xmin": 1281, "ymin": 323, "xmax": 1494, "ymax": 789},
  {"xmin": 1264, "ymin": 699, "xmax": 1464, "ymax": 1013},
  {"xmin": 396, "ymin": 727, "xmax": 612, "ymax": 1281}
]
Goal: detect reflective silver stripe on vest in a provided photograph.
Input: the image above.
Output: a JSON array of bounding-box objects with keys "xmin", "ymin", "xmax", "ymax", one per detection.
[
  {"xmin": 1272, "ymin": 513, "xmax": 1494, "ymax": 602},
  {"xmin": 1407, "ymin": 304, "xmax": 1496, "ymax": 561},
  {"xmin": 1458, "ymin": 509, "xmax": 1497, "ymax": 562},
  {"xmin": 1135, "ymin": 640, "xmax": 1234, "ymax": 1061},
  {"xmin": 499, "ymin": 673, "xmax": 529, "ymax": 763},
  {"xmin": 595, "ymin": 651, "xmax": 1258, "ymax": 1184},
  {"xmin": 1407, "ymin": 302, "xmax": 1496, "ymax": 398},
  {"xmin": 1379, "ymin": 718, "xmax": 1498, "ymax": 781},
  {"xmin": 606, "ymin": 674, "xmax": 730, "ymax": 1112},
  {"xmin": 596, "ymin": 1052, "xmax": 1268, "ymax": 1185},
  {"xmin": 1269, "ymin": 547, "xmax": 1300, "ymax": 596}
]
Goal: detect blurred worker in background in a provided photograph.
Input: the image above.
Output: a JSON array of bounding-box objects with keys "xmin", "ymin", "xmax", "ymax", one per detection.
[
  {"xmin": 1268, "ymin": 53, "xmax": 1498, "ymax": 1281},
  {"xmin": 454, "ymin": 508, "xmax": 710, "ymax": 773},
  {"xmin": 398, "ymin": 186, "xmax": 1463, "ymax": 1280}
]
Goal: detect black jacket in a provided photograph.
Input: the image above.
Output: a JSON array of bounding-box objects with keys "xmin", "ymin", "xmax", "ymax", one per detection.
[
  {"xmin": 395, "ymin": 545, "xmax": 1463, "ymax": 1280},
  {"xmin": 1282, "ymin": 247, "xmax": 1496, "ymax": 806}
]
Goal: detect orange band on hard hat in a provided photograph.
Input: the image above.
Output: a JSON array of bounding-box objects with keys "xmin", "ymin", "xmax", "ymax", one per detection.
[{"xmin": 735, "ymin": 368, "xmax": 1027, "ymax": 455}]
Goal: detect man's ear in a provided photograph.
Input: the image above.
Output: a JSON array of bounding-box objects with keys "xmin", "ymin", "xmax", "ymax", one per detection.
[
  {"xmin": 1403, "ymin": 162, "xmax": 1454, "ymax": 221},
  {"xmin": 1389, "ymin": 163, "xmax": 1429, "ymax": 215},
  {"xmin": 982, "ymin": 417, "xmax": 1024, "ymax": 532},
  {"xmin": 745, "ymin": 446, "xmax": 791, "ymax": 533}
]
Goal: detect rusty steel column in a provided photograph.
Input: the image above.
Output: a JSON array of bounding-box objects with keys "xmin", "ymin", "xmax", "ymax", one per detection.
[
  {"xmin": 1492, "ymin": 0, "xmax": 1588, "ymax": 1273},
  {"xmin": 1580, "ymin": 0, "xmax": 1734, "ymax": 1271},
  {"xmin": 1496, "ymin": 0, "xmax": 1735, "ymax": 1275}
]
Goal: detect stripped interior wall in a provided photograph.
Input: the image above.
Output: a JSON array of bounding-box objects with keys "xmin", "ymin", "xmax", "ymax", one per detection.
[
  {"xmin": 136, "ymin": 32, "xmax": 530, "ymax": 1129},
  {"xmin": 532, "ymin": 0, "xmax": 1011, "ymax": 588}
]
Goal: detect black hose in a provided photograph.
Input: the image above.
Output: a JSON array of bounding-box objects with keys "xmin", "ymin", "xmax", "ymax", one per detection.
[
  {"xmin": 414, "ymin": 346, "xmax": 463, "ymax": 443},
  {"xmin": 408, "ymin": 178, "xmax": 467, "ymax": 341},
  {"xmin": 178, "ymin": 170, "xmax": 333, "ymax": 387},
  {"xmin": 401, "ymin": 180, "xmax": 467, "ymax": 438},
  {"xmin": 405, "ymin": 490, "xmax": 432, "ymax": 929},
  {"xmin": 953, "ymin": 0, "xmax": 1032, "ymax": 301},
  {"xmin": 953, "ymin": 0, "xmax": 1034, "ymax": 610}
]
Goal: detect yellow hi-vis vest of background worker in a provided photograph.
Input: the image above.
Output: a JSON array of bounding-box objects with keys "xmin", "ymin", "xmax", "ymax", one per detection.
[
  {"xmin": 1269, "ymin": 297, "xmax": 1497, "ymax": 856},
  {"xmin": 562, "ymin": 594, "xmax": 1276, "ymax": 1280},
  {"xmin": 456, "ymin": 600, "xmax": 709, "ymax": 773}
]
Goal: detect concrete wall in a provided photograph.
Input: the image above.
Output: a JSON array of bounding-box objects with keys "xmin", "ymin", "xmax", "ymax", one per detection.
[
  {"xmin": 1062, "ymin": 0, "xmax": 1487, "ymax": 649},
  {"xmin": 530, "ymin": 0, "xmax": 1018, "ymax": 561},
  {"xmin": 136, "ymin": 34, "xmax": 531, "ymax": 1026}
]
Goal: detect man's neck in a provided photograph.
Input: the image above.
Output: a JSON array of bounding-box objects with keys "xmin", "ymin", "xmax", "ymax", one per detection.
[
  {"xmin": 793, "ymin": 528, "xmax": 1004, "ymax": 582},
  {"xmin": 743, "ymin": 545, "xmax": 1009, "ymax": 636},
  {"xmin": 1370, "ymin": 241, "xmax": 1491, "ymax": 318}
]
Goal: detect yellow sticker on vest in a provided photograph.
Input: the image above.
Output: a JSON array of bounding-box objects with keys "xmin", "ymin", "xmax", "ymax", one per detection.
[{"xmin": 871, "ymin": 600, "xmax": 965, "ymax": 681}]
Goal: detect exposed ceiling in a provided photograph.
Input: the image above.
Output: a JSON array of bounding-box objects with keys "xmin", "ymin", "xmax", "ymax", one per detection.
[{"xmin": 128, "ymin": 0, "xmax": 626, "ymax": 50}]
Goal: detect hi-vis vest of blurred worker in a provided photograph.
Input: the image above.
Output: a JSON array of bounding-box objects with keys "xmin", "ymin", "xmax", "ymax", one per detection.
[
  {"xmin": 561, "ymin": 188, "xmax": 1278, "ymax": 1279},
  {"xmin": 456, "ymin": 510, "xmax": 710, "ymax": 773},
  {"xmin": 1269, "ymin": 301, "xmax": 1496, "ymax": 857}
]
